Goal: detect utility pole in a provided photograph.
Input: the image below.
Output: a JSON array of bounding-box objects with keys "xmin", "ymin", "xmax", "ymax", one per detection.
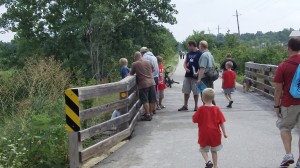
[
  {"xmin": 207, "ymin": 27, "xmax": 211, "ymax": 34},
  {"xmin": 233, "ymin": 9, "xmax": 241, "ymax": 35},
  {"xmin": 216, "ymin": 25, "xmax": 222, "ymax": 34}
]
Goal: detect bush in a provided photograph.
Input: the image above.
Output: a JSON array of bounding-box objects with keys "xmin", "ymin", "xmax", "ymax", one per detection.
[{"xmin": 0, "ymin": 57, "xmax": 70, "ymax": 167}]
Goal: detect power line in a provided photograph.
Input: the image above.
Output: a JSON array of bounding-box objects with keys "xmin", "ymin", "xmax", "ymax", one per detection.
[
  {"xmin": 216, "ymin": 25, "xmax": 222, "ymax": 34},
  {"xmin": 233, "ymin": 9, "xmax": 242, "ymax": 35}
]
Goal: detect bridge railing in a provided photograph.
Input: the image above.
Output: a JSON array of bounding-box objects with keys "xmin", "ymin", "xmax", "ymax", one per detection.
[
  {"xmin": 245, "ymin": 62, "xmax": 278, "ymax": 99},
  {"xmin": 64, "ymin": 76, "xmax": 141, "ymax": 168}
]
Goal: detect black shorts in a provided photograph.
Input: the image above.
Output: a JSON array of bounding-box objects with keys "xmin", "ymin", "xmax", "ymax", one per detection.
[{"xmin": 139, "ymin": 85, "xmax": 156, "ymax": 104}]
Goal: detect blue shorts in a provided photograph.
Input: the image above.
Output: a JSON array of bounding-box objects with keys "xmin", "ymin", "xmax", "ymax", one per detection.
[{"xmin": 223, "ymin": 88, "xmax": 235, "ymax": 94}]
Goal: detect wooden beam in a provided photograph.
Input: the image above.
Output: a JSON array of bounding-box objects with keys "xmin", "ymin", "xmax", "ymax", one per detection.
[
  {"xmin": 245, "ymin": 62, "xmax": 272, "ymax": 71},
  {"xmin": 68, "ymin": 132, "xmax": 82, "ymax": 168},
  {"xmin": 79, "ymin": 113, "xmax": 130, "ymax": 141},
  {"xmin": 245, "ymin": 77, "xmax": 275, "ymax": 93},
  {"xmin": 245, "ymin": 71, "xmax": 274, "ymax": 84},
  {"xmin": 80, "ymin": 108, "xmax": 142, "ymax": 162}
]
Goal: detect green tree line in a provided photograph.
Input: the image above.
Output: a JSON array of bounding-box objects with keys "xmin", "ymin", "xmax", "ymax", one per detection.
[
  {"xmin": 0, "ymin": 1, "xmax": 179, "ymax": 167},
  {"xmin": 182, "ymin": 28, "xmax": 293, "ymax": 76}
]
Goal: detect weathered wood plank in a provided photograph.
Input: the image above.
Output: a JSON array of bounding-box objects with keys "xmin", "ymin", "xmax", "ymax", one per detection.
[
  {"xmin": 80, "ymin": 108, "xmax": 142, "ymax": 162},
  {"xmin": 245, "ymin": 62, "xmax": 272, "ymax": 71},
  {"xmin": 68, "ymin": 132, "xmax": 82, "ymax": 168},
  {"xmin": 79, "ymin": 91, "xmax": 137, "ymax": 121},
  {"xmin": 80, "ymin": 126, "xmax": 131, "ymax": 162},
  {"xmin": 80, "ymin": 99, "xmax": 128, "ymax": 121},
  {"xmin": 79, "ymin": 113, "xmax": 130, "ymax": 141},
  {"xmin": 251, "ymin": 87, "xmax": 274, "ymax": 99},
  {"xmin": 245, "ymin": 77, "xmax": 275, "ymax": 93},
  {"xmin": 77, "ymin": 82, "xmax": 128, "ymax": 101},
  {"xmin": 245, "ymin": 70, "xmax": 274, "ymax": 83}
]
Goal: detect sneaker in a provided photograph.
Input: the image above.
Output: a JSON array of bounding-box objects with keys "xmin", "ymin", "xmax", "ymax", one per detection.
[
  {"xmin": 178, "ymin": 106, "xmax": 188, "ymax": 111},
  {"xmin": 160, "ymin": 105, "xmax": 166, "ymax": 109},
  {"xmin": 205, "ymin": 161, "xmax": 213, "ymax": 168},
  {"xmin": 295, "ymin": 161, "xmax": 300, "ymax": 168},
  {"xmin": 156, "ymin": 106, "xmax": 162, "ymax": 110},
  {"xmin": 280, "ymin": 154, "xmax": 294, "ymax": 167}
]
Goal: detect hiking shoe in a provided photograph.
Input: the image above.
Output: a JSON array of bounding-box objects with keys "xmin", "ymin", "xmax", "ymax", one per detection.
[
  {"xmin": 295, "ymin": 161, "xmax": 300, "ymax": 168},
  {"xmin": 229, "ymin": 101, "xmax": 233, "ymax": 106},
  {"xmin": 178, "ymin": 106, "xmax": 188, "ymax": 111},
  {"xmin": 205, "ymin": 161, "xmax": 213, "ymax": 168},
  {"xmin": 280, "ymin": 154, "xmax": 294, "ymax": 167}
]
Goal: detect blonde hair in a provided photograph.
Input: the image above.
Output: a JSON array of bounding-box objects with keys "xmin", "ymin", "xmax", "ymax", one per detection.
[
  {"xmin": 157, "ymin": 56, "xmax": 163, "ymax": 63},
  {"xmin": 119, "ymin": 58, "xmax": 128, "ymax": 66},
  {"xmin": 200, "ymin": 40, "xmax": 208, "ymax": 49},
  {"xmin": 226, "ymin": 53, "xmax": 232, "ymax": 58},
  {"xmin": 226, "ymin": 61, "xmax": 233, "ymax": 68},
  {"xmin": 202, "ymin": 88, "xmax": 215, "ymax": 101}
]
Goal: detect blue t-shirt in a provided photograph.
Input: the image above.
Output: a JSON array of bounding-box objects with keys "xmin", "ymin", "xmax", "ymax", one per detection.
[
  {"xmin": 185, "ymin": 50, "xmax": 202, "ymax": 78},
  {"xmin": 121, "ymin": 66, "xmax": 130, "ymax": 79}
]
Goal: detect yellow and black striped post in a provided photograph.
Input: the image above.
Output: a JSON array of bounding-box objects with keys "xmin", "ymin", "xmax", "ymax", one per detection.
[{"xmin": 65, "ymin": 89, "xmax": 80, "ymax": 132}]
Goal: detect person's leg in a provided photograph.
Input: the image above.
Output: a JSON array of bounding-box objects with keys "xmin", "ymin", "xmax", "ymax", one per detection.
[
  {"xmin": 143, "ymin": 103, "xmax": 150, "ymax": 115},
  {"xmin": 281, "ymin": 131, "xmax": 292, "ymax": 154},
  {"xmin": 211, "ymin": 151, "xmax": 218, "ymax": 168},
  {"xmin": 184, "ymin": 94, "xmax": 189, "ymax": 107},
  {"xmin": 180, "ymin": 78, "xmax": 190, "ymax": 109},
  {"xmin": 201, "ymin": 151, "xmax": 209, "ymax": 163},
  {"xmin": 228, "ymin": 93, "xmax": 232, "ymax": 101},
  {"xmin": 224, "ymin": 93, "xmax": 230, "ymax": 102},
  {"xmin": 194, "ymin": 95, "xmax": 199, "ymax": 110},
  {"xmin": 150, "ymin": 103, "xmax": 155, "ymax": 115}
]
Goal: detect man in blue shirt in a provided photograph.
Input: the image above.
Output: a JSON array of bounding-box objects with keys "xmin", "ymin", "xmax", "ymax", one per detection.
[{"xmin": 178, "ymin": 41, "xmax": 202, "ymax": 111}]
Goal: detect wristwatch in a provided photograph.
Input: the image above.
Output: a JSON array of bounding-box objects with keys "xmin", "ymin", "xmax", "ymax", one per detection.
[{"xmin": 274, "ymin": 105, "xmax": 280, "ymax": 108}]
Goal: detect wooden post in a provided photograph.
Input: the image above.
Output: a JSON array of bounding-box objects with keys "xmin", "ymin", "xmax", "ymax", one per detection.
[
  {"xmin": 264, "ymin": 70, "xmax": 270, "ymax": 94},
  {"xmin": 68, "ymin": 132, "xmax": 82, "ymax": 168},
  {"xmin": 119, "ymin": 82, "xmax": 129, "ymax": 131}
]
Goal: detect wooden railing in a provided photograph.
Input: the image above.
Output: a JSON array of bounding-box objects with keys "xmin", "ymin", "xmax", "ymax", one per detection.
[
  {"xmin": 245, "ymin": 62, "xmax": 278, "ymax": 99},
  {"xmin": 64, "ymin": 76, "xmax": 142, "ymax": 168}
]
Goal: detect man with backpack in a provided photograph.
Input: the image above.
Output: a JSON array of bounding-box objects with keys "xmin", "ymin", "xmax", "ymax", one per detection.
[{"xmin": 274, "ymin": 37, "xmax": 300, "ymax": 167}]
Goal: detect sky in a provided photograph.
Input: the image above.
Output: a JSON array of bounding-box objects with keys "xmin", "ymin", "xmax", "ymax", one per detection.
[{"xmin": 1, "ymin": 0, "xmax": 300, "ymax": 42}]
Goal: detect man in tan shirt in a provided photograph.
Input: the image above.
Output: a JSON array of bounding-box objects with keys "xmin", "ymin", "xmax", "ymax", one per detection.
[{"xmin": 130, "ymin": 51, "xmax": 156, "ymax": 121}]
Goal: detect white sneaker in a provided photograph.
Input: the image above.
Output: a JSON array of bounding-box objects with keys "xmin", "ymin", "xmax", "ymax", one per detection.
[{"xmin": 280, "ymin": 154, "xmax": 294, "ymax": 167}]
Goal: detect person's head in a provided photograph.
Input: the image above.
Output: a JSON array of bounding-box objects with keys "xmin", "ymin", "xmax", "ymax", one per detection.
[
  {"xmin": 140, "ymin": 47, "xmax": 149, "ymax": 56},
  {"xmin": 225, "ymin": 61, "xmax": 233, "ymax": 70},
  {"xmin": 288, "ymin": 37, "xmax": 300, "ymax": 56},
  {"xmin": 134, "ymin": 51, "xmax": 142, "ymax": 61},
  {"xmin": 199, "ymin": 40, "xmax": 208, "ymax": 52},
  {"xmin": 226, "ymin": 53, "xmax": 232, "ymax": 59},
  {"xmin": 119, "ymin": 58, "xmax": 128, "ymax": 66},
  {"xmin": 157, "ymin": 56, "xmax": 163, "ymax": 64},
  {"xmin": 202, "ymin": 88, "xmax": 215, "ymax": 104},
  {"xmin": 188, "ymin": 41, "xmax": 197, "ymax": 52}
]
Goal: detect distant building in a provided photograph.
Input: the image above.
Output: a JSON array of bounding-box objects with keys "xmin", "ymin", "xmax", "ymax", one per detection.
[{"xmin": 290, "ymin": 30, "xmax": 300, "ymax": 37}]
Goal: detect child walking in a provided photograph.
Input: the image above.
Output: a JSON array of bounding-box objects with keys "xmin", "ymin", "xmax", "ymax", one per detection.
[
  {"xmin": 156, "ymin": 56, "xmax": 166, "ymax": 110},
  {"xmin": 222, "ymin": 61, "xmax": 236, "ymax": 108},
  {"xmin": 192, "ymin": 88, "xmax": 227, "ymax": 168}
]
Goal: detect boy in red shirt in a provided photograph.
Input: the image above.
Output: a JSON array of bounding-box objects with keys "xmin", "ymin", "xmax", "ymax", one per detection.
[
  {"xmin": 192, "ymin": 88, "xmax": 227, "ymax": 168},
  {"xmin": 222, "ymin": 61, "xmax": 236, "ymax": 108},
  {"xmin": 156, "ymin": 56, "xmax": 166, "ymax": 110}
]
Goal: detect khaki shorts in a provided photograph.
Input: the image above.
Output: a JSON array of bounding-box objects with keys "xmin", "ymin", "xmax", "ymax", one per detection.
[
  {"xmin": 276, "ymin": 105, "xmax": 300, "ymax": 131},
  {"xmin": 182, "ymin": 77, "xmax": 198, "ymax": 95},
  {"xmin": 158, "ymin": 90, "xmax": 164, "ymax": 99},
  {"xmin": 199, "ymin": 144, "xmax": 223, "ymax": 152}
]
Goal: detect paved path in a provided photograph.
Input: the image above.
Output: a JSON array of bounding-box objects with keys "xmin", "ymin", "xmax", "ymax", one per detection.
[{"xmin": 95, "ymin": 58, "xmax": 298, "ymax": 168}]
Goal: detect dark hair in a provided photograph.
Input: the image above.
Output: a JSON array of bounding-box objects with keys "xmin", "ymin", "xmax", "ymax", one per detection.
[
  {"xmin": 188, "ymin": 40, "xmax": 197, "ymax": 47},
  {"xmin": 288, "ymin": 37, "xmax": 300, "ymax": 51}
]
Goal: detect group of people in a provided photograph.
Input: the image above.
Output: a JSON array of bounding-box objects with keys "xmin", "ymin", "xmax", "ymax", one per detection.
[
  {"xmin": 115, "ymin": 47, "xmax": 167, "ymax": 121},
  {"xmin": 114, "ymin": 37, "xmax": 300, "ymax": 168}
]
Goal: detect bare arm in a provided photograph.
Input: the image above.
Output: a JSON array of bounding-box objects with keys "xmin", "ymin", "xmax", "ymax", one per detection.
[
  {"xmin": 220, "ymin": 123, "xmax": 227, "ymax": 138},
  {"xmin": 183, "ymin": 57, "xmax": 190, "ymax": 72},
  {"xmin": 197, "ymin": 67, "xmax": 206, "ymax": 82},
  {"xmin": 274, "ymin": 82, "xmax": 283, "ymax": 118}
]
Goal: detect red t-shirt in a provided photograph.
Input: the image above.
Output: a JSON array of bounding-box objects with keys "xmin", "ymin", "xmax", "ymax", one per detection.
[
  {"xmin": 222, "ymin": 70, "xmax": 236, "ymax": 89},
  {"xmin": 192, "ymin": 106, "xmax": 226, "ymax": 147},
  {"xmin": 274, "ymin": 54, "xmax": 300, "ymax": 107},
  {"xmin": 158, "ymin": 64, "xmax": 166, "ymax": 91}
]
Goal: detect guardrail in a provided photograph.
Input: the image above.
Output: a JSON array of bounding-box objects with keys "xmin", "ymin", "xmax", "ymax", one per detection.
[
  {"xmin": 64, "ymin": 76, "xmax": 142, "ymax": 168},
  {"xmin": 245, "ymin": 62, "xmax": 278, "ymax": 99}
]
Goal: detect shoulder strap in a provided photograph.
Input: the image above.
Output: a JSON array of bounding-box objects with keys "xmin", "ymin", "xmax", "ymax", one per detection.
[{"xmin": 285, "ymin": 60, "xmax": 299, "ymax": 66}]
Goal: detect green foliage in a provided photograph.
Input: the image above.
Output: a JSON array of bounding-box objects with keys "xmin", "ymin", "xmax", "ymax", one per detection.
[{"xmin": 0, "ymin": 0, "xmax": 178, "ymax": 82}]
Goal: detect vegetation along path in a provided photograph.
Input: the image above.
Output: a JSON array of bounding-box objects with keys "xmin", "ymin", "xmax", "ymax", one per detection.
[{"xmin": 95, "ymin": 58, "xmax": 298, "ymax": 168}]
